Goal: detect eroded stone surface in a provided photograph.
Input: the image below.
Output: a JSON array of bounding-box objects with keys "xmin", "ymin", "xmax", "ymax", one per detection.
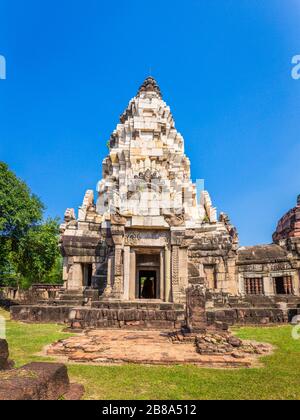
[
  {"xmin": 0, "ymin": 362, "xmax": 84, "ymax": 400},
  {"xmin": 0, "ymin": 339, "xmax": 14, "ymax": 371}
]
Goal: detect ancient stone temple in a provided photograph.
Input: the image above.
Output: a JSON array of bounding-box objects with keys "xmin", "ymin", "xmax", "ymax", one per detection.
[
  {"xmin": 9, "ymin": 78, "xmax": 300, "ymax": 330},
  {"xmin": 60, "ymin": 77, "xmax": 239, "ymax": 304}
]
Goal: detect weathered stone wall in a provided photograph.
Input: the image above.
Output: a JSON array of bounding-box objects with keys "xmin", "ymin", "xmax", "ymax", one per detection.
[
  {"xmin": 0, "ymin": 286, "xmax": 63, "ymax": 306},
  {"xmin": 206, "ymin": 307, "xmax": 297, "ymax": 326},
  {"xmin": 11, "ymin": 303, "xmax": 185, "ymax": 330},
  {"xmin": 10, "ymin": 305, "xmax": 71, "ymax": 324}
]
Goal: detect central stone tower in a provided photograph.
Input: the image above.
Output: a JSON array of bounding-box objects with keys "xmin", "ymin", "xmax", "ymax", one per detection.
[{"xmin": 60, "ymin": 77, "xmax": 239, "ymax": 304}]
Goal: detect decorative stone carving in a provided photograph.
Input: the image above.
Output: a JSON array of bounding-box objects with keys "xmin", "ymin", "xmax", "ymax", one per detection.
[
  {"xmin": 164, "ymin": 212, "xmax": 185, "ymax": 227},
  {"xmin": 125, "ymin": 232, "xmax": 141, "ymax": 246},
  {"xmin": 64, "ymin": 208, "xmax": 76, "ymax": 223},
  {"xmin": 111, "ymin": 211, "xmax": 127, "ymax": 226}
]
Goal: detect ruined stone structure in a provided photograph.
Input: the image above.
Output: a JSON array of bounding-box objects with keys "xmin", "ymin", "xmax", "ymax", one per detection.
[
  {"xmin": 9, "ymin": 78, "xmax": 300, "ymax": 329},
  {"xmin": 237, "ymin": 196, "xmax": 300, "ymax": 298}
]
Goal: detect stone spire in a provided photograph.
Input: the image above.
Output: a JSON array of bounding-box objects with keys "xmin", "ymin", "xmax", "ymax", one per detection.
[
  {"xmin": 96, "ymin": 77, "xmax": 218, "ymax": 227},
  {"xmin": 137, "ymin": 76, "xmax": 162, "ymax": 98}
]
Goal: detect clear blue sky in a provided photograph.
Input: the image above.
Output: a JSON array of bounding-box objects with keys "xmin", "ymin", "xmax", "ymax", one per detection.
[{"xmin": 0, "ymin": 0, "xmax": 300, "ymax": 246}]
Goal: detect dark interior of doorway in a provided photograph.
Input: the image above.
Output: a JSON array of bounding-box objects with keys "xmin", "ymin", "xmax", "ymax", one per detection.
[{"xmin": 139, "ymin": 270, "xmax": 157, "ymax": 299}]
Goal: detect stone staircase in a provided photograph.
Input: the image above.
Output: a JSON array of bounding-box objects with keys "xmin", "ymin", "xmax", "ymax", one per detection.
[{"xmin": 38, "ymin": 288, "xmax": 102, "ymax": 307}]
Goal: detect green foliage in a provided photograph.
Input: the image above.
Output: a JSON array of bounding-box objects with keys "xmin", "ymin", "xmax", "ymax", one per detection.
[
  {"xmin": 14, "ymin": 219, "xmax": 61, "ymax": 285},
  {"xmin": 0, "ymin": 162, "xmax": 44, "ymax": 243},
  {"xmin": 0, "ymin": 162, "xmax": 62, "ymax": 287}
]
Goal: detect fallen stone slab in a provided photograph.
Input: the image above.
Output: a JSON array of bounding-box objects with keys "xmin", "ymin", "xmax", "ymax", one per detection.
[{"xmin": 0, "ymin": 362, "xmax": 84, "ymax": 400}]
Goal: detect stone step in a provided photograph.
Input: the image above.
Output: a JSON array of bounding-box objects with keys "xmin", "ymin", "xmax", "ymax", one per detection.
[
  {"xmin": 38, "ymin": 299, "xmax": 85, "ymax": 307},
  {"xmin": 58, "ymin": 294, "xmax": 84, "ymax": 300},
  {"xmin": 91, "ymin": 300, "xmax": 184, "ymax": 311}
]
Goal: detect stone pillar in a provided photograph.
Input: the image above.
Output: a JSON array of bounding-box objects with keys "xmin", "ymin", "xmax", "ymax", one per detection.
[
  {"xmin": 178, "ymin": 247, "xmax": 188, "ymax": 303},
  {"xmin": 226, "ymin": 258, "xmax": 238, "ymax": 295},
  {"xmin": 293, "ymin": 273, "xmax": 300, "ymax": 296},
  {"xmin": 123, "ymin": 246, "xmax": 130, "ymax": 300},
  {"xmin": 69, "ymin": 263, "xmax": 83, "ymax": 290},
  {"xmin": 165, "ymin": 246, "xmax": 171, "ymax": 302},
  {"xmin": 129, "ymin": 249, "xmax": 136, "ymax": 300},
  {"xmin": 171, "ymin": 246, "xmax": 180, "ymax": 302},
  {"xmin": 264, "ymin": 276, "xmax": 274, "ymax": 296},
  {"xmin": 62, "ymin": 257, "xmax": 69, "ymax": 289},
  {"xmin": 103, "ymin": 255, "xmax": 113, "ymax": 297},
  {"xmin": 238, "ymin": 274, "xmax": 243, "ymax": 295},
  {"xmin": 160, "ymin": 249, "xmax": 165, "ymax": 300},
  {"xmin": 112, "ymin": 246, "xmax": 123, "ymax": 298}
]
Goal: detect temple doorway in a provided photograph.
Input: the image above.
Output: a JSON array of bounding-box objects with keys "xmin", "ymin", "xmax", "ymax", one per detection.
[
  {"xmin": 139, "ymin": 270, "xmax": 157, "ymax": 299},
  {"xmin": 135, "ymin": 252, "xmax": 160, "ymax": 300}
]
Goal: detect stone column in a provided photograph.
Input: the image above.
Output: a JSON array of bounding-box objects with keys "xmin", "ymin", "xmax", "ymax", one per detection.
[
  {"xmin": 112, "ymin": 245, "xmax": 123, "ymax": 298},
  {"xmin": 264, "ymin": 276, "xmax": 274, "ymax": 296},
  {"xmin": 238, "ymin": 274, "xmax": 245, "ymax": 295},
  {"xmin": 178, "ymin": 247, "xmax": 188, "ymax": 303},
  {"xmin": 165, "ymin": 246, "xmax": 171, "ymax": 302},
  {"xmin": 293, "ymin": 273, "xmax": 300, "ymax": 296},
  {"xmin": 160, "ymin": 249, "xmax": 165, "ymax": 300},
  {"xmin": 171, "ymin": 246, "xmax": 181, "ymax": 303},
  {"xmin": 129, "ymin": 249, "xmax": 136, "ymax": 300},
  {"xmin": 123, "ymin": 246, "xmax": 130, "ymax": 300},
  {"xmin": 104, "ymin": 255, "xmax": 113, "ymax": 297},
  {"xmin": 69, "ymin": 263, "xmax": 83, "ymax": 290},
  {"xmin": 62, "ymin": 257, "xmax": 69, "ymax": 289}
]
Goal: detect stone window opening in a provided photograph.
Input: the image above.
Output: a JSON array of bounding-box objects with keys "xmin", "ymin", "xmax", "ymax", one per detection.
[
  {"xmin": 274, "ymin": 276, "xmax": 293, "ymax": 295},
  {"xmin": 244, "ymin": 278, "xmax": 264, "ymax": 295}
]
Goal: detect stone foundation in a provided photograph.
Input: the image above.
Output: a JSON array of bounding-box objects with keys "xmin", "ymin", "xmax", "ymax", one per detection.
[
  {"xmin": 47, "ymin": 329, "xmax": 272, "ymax": 368},
  {"xmin": 11, "ymin": 303, "xmax": 186, "ymax": 330},
  {"xmin": 11, "ymin": 305, "xmax": 72, "ymax": 324},
  {"xmin": 206, "ymin": 307, "xmax": 299, "ymax": 326}
]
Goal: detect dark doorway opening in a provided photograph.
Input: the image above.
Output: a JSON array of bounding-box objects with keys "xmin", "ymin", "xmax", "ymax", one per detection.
[
  {"xmin": 139, "ymin": 270, "xmax": 157, "ymax": 299},
  {"xmin": 274, "ymin": 276, "xmax": 293, "ymax": 295},
  {"xmin": 83, "ymin": 264, "xmax": 93, "ymax": 288}
]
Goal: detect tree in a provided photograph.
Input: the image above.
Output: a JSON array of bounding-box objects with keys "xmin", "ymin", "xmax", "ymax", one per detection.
[
  {"xmin": 14, "ymin": 219, "xmax": 62, "ymax": 286},
  {"xmin": 0, "ymin": 162, "xmax": 62, "ymax": 287},
  {"xmin": 0, "ymin": 162, "xmax": 44, "ymax": 245}
]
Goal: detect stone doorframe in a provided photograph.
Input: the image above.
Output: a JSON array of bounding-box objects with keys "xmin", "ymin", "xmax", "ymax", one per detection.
[{"xmin": 123, "ymin": 246, "xmax": 171, "ymax": 302}]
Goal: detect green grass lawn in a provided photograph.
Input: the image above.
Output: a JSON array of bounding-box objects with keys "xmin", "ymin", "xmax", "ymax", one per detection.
[{"xmin": 1, "ymin": 308, "xmax": 300, "ymax": 400}]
